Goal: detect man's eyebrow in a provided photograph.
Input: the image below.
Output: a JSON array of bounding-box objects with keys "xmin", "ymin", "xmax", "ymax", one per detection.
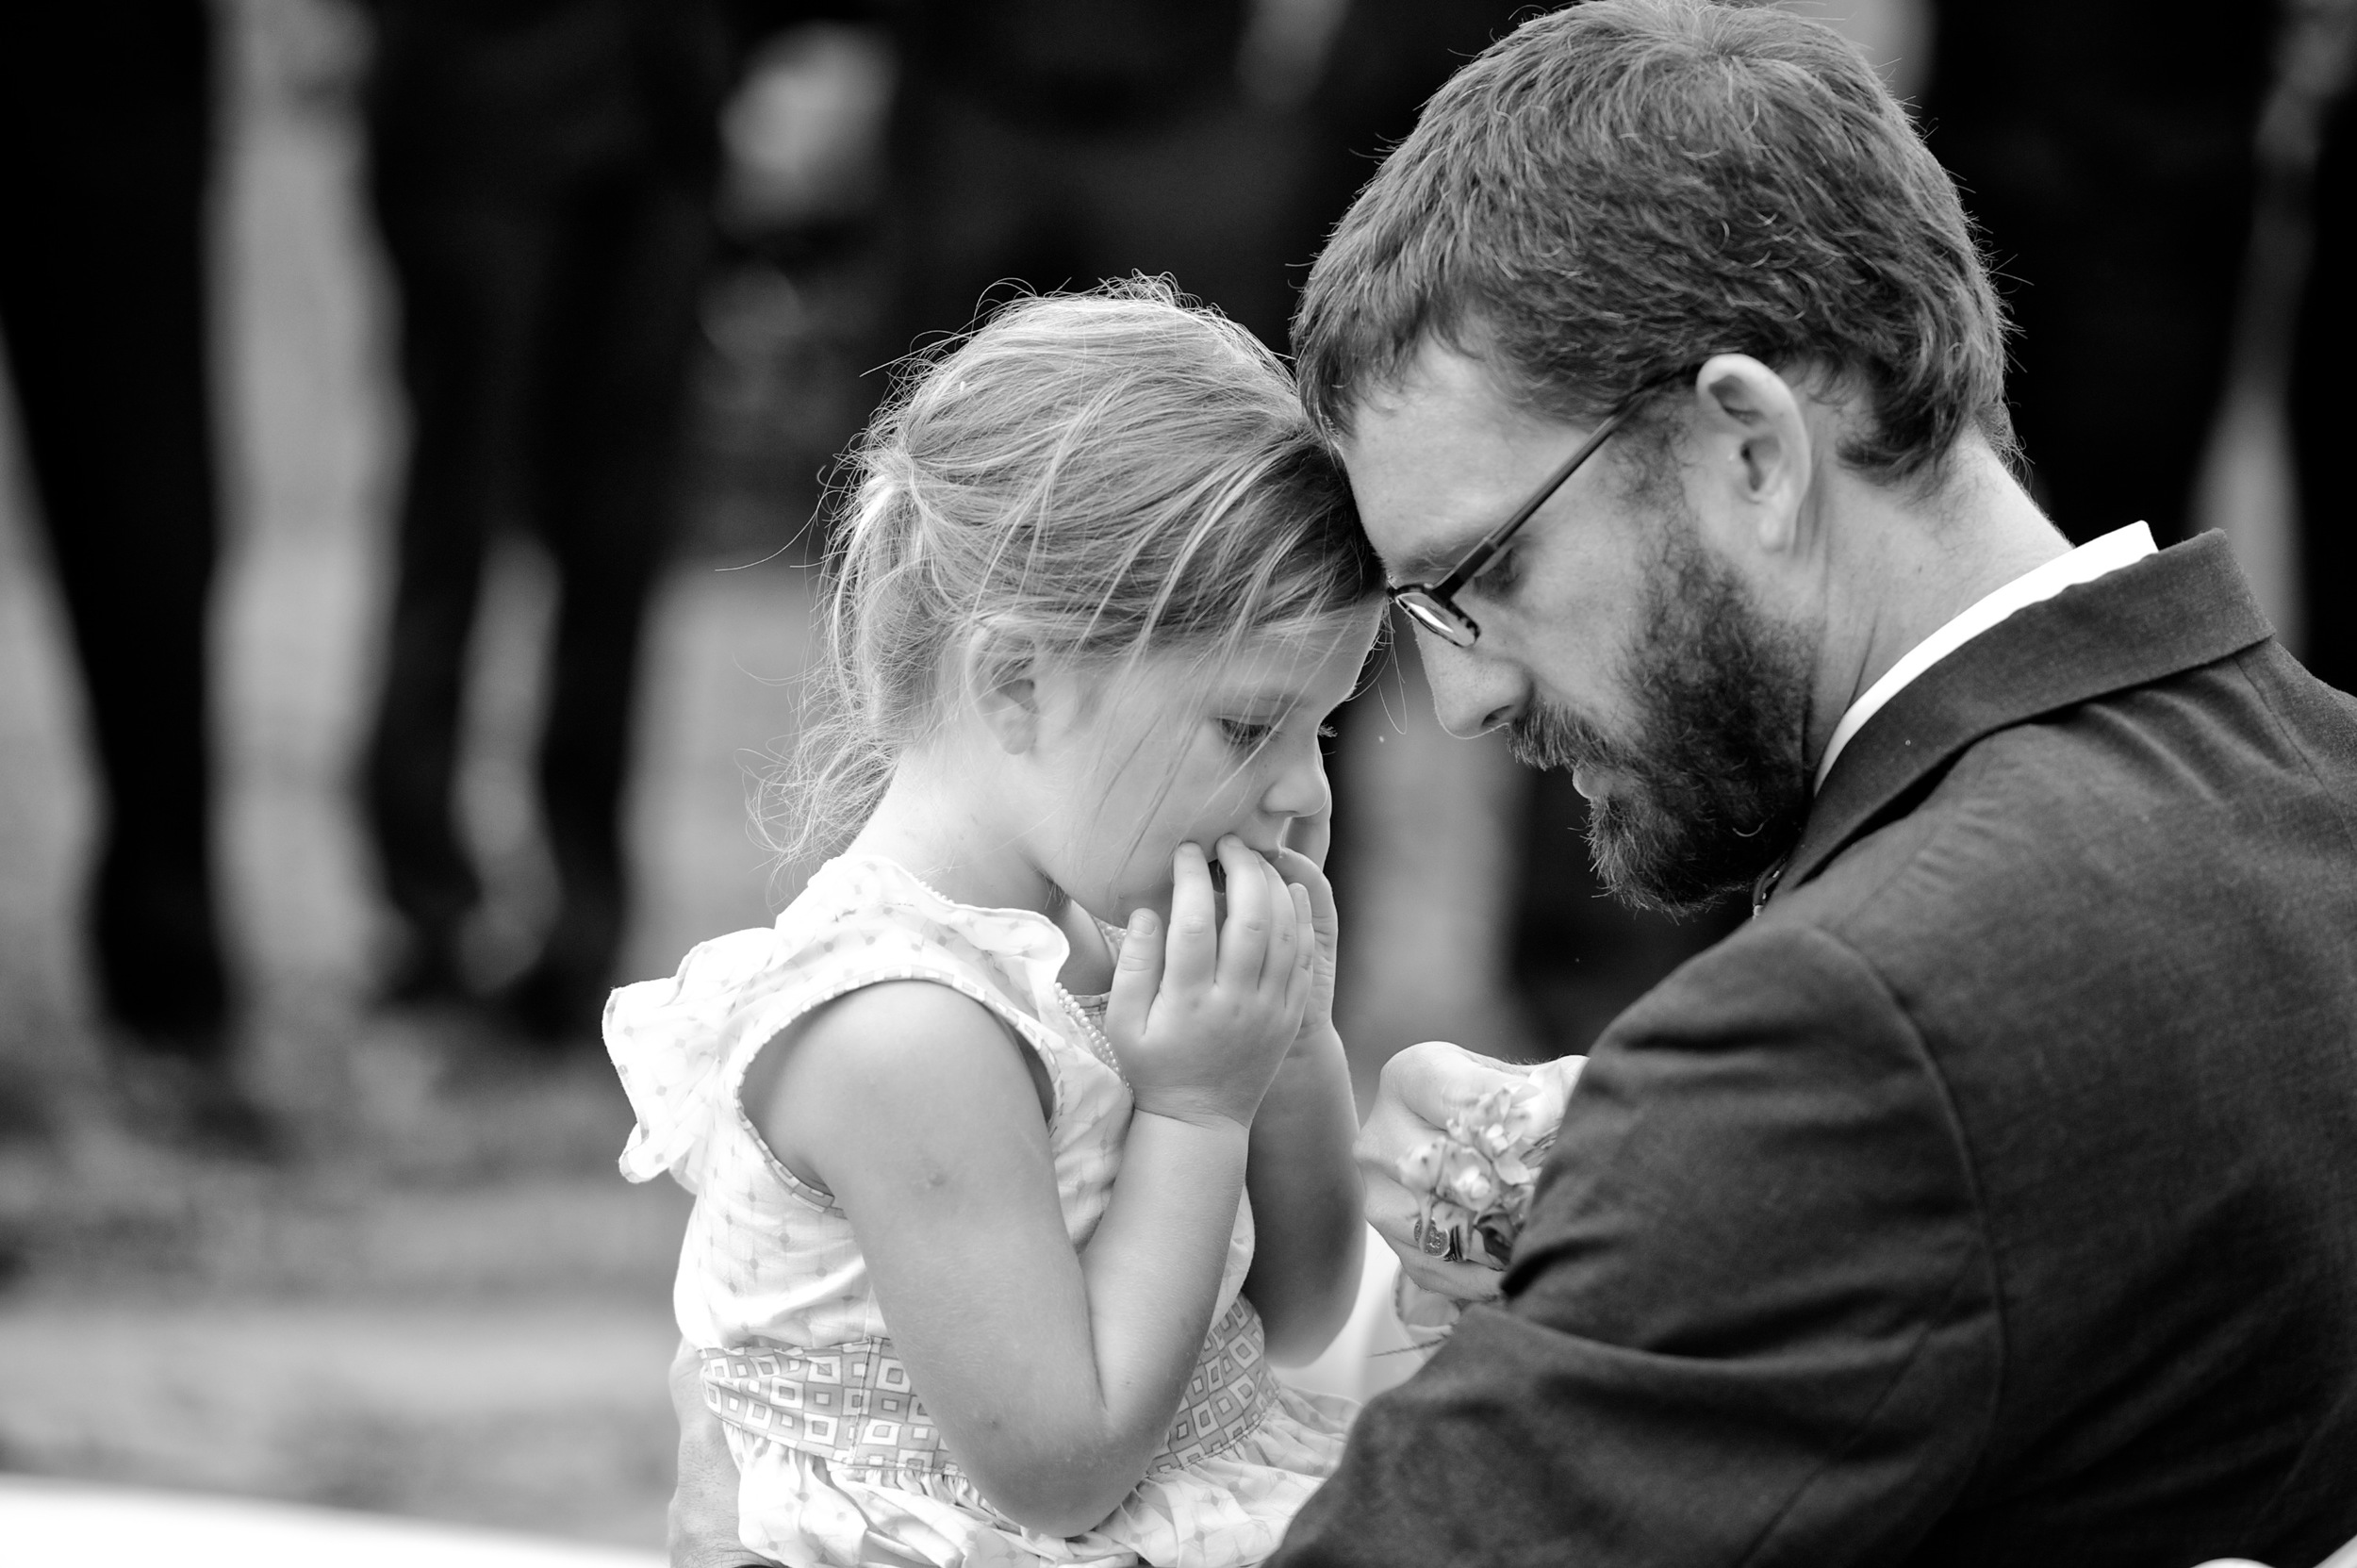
[{"xmin": 1387, "ymin": 533, "xmax": 1483, "ymax": 588}]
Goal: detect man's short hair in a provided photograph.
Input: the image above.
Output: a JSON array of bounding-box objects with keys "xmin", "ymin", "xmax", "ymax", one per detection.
[{"xmin": 1293, "ymin": 0, "xmax": 2014, "ymax": 487}]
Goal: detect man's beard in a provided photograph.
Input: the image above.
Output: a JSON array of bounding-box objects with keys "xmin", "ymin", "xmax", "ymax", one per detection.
[{"xmin": 1509, "ymin": 521, "xmax": 1813, "ymax": 916}]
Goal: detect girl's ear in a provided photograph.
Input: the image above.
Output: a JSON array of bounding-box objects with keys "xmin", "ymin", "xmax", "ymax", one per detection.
[{"xmin": 965, "ymin": 628, "xmax": 1043, "ymax": 754}]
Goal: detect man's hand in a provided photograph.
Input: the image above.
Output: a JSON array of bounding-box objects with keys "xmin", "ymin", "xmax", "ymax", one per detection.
[
  {"xmin": 1356, "ymin": 1041, "xmax": 1539, "ymax": 1302},
  {"xmin": 668, "ymin": 1340, "xmax": 774, "ymax": 1568}
]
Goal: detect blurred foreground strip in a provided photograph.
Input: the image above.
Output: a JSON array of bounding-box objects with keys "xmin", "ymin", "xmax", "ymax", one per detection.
[{"xmin": 0, "ymin": 1477, "xmax": 663, "ymax": 1568}]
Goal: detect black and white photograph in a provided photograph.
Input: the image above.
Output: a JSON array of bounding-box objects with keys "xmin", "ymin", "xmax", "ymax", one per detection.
[{"xmin": 1, "ymin": 1, "xmax": 2352, "ymax": 1563}]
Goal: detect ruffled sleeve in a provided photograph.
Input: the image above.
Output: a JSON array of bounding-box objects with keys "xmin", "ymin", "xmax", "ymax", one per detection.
[{"xmin": 604, "ymin": 925, "xmax": 795, "ymax": 1191}]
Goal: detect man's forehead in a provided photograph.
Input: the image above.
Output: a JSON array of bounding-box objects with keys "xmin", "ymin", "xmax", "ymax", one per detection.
[
  {"xmin": 1347, "ymin": 337, "xmax": 1528, "ymax": 430},
  {"xmin": 1339, "ymin": 343, "xmax": 1587, "ymax": 579}
]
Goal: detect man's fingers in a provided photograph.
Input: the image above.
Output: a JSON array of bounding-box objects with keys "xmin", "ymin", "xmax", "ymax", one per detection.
[
  {"xmin": 1362, "ymin": 1185, "xmax": 1506, "ymax": 1303},
  {"xmin": 1358, "ymin": 1043, "xmax": 1532, "ymax": 1198},
  {"xmin": 1101, "ymin": 906, "xmax": 1164, "ymax": 1052},
  {"xmin": 1398, "ymin": 1248, "xmax": 1508, "ymax": 1302},
  {"xmin": 1381, "ymin": 1038, "xmax": 1534, "ymax": 1128}
]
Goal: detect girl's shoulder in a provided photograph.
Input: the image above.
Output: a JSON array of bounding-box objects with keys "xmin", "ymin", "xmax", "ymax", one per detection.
[
  {"xmin": 787, "ymin": 854, "xmax": 1072, "ymax": 999},
  {"xmin": 606, "ymin": 855, "xmax": 1088, "ymax": 1188}
]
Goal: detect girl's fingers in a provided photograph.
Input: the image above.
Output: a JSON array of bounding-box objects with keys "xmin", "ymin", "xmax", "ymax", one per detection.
[
  {"xmin": 1163, "ymin": 842, "xmax": 1219, "ymax": 994},
  {"xmin": 1281, "ymin": 803, "xmax": 1333, "ymax": 869},
  {"xmin": 1212, "ymin": 836, "xmax": 1274, "ymax": 993},
  {"xmin": 1101, "ymin": 906, "xmax": 1164, "ymax": 1054},
  {"xmin": 1282, "ymin": 881, "xmax": 1316, "ymax": 1016},
  {"xmin": 1257, "ymin": 856, "xmax": 1300, "ymax": 999},
  {"xmin": 1272, "ymin": 846, "xmax": 1339, "ymax": 954}
]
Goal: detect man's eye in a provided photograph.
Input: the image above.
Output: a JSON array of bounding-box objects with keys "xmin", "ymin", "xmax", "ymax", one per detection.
[
  {"xmin": 1217, "ymin": 718, "xmax": 1275, "ymax": 750},
  {"xmin": 1471, "ymin": 548, "xmax": 1520, "ymax": 597}
]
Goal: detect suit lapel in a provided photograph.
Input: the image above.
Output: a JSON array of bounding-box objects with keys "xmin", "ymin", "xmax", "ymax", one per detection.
[{"xmin": 1770, "ymin": 532, "xmax": 2273, "ymax": 904}]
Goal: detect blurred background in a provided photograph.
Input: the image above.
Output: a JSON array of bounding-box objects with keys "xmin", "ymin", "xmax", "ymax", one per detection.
[{"xmin": 0, "ymin": 0, "xmax": 2348, "ymax": 1550}]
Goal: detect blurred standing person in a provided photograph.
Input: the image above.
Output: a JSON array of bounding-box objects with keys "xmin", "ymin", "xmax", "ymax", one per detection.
[
  {"xmin": 884, "ymin": 0, "xmax": 1310, "ymax": 354},
  {"xmin": 0, "ymin": 4, "xmax": 264, "ymax": 1147},
  {"xmin": 2284, "ymin": 0, "xmax": 2357, "ymax": 692},
  {"xmin": 361, "ymin": 0, "xmax": 729, "ymax": 1040},
  {"xmin": 1921, "ymin": 0, "xmax": 2282, "ymax": 547}
]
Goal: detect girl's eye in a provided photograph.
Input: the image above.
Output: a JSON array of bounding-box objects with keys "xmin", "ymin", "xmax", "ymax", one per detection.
[{"xmin": 1217, "ymin": 718, "xmax": 1275, "ymax": 750}]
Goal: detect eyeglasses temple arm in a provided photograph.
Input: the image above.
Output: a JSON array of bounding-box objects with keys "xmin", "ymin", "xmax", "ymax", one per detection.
[{"xmin": 1424, "ymin": 407, "xmax": 1628, "ymax": 600}]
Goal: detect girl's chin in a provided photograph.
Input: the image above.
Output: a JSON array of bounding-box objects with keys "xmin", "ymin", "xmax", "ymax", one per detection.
[{"xmin": 1097, "ymin": 855, "xmax": 1230, "ymax": 931}]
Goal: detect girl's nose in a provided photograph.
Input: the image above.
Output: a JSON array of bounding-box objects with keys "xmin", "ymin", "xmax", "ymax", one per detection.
[{"xmin": 1261, "ymin": 743, "xmax": 1332, "ymax": 822}]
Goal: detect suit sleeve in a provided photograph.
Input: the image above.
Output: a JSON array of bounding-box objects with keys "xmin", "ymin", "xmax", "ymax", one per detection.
[{"xmin": 1272, "ymin": 924, "xmax": 2002, "ymax": 1567}]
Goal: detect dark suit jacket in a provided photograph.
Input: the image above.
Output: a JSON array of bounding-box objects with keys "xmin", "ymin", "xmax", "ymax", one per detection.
[{"xmin": 1274, "ymin": 535, "xmax": 2357, "ymax": 1566}]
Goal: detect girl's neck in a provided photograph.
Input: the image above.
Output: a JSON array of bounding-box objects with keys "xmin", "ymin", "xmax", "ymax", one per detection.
[
  {"xmin": 849, "ymin": 772, "xmax": 1115, "ymax": 990},
  {"xmin": 846, "ymin": 743, "xmax": 1119, "ymax": 994},
  {"xmin": 847, "ymin": 763, "xmax": 1052, "ymax": 915}
]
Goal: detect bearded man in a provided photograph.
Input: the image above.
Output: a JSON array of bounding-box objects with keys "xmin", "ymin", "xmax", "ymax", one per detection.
[
  {"xmin": 1273, "ymin": 1, "xmax": 2357, "ymax": 1562},
  {"xmin": 663, "ymin": 3, "xmax": 2357, "ymax": 1562}
]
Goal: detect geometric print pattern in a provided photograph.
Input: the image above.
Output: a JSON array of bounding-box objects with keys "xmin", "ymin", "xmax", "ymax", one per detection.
[
  {"xmin": 705, "ymin": 1294, "xmax": 1280, "ymax": 1485},
  {"xmin": 613, "ymin": 855, "xmax": 1351, "ymax": 1562},
  {"xmin": 1145, "ymin": 1296, "xmax": 1278, "ymax": 1476},
  {"xmin": 705, "ymin": 1337, "xmax": 962, "ymax": 1480}
]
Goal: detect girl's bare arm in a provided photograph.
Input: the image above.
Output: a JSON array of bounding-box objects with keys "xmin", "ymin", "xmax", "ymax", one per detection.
[
  {"xmin": 750, "ymin": 844, "xmax": 1310, "ymax": 1536},
  {"xmin": 1241, "ymin": 843, "xmax": 1363, "ymax": 1362},
  {"xmin": 757, "ymin": 982, "xmax": 1247, "ymax": 1536},
  {"xmin": 1241, "ymin": 1020, "xmax": 1364, "ymax": 1363}
]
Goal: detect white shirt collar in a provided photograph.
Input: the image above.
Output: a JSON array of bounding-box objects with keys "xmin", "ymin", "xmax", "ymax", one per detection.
[{"xmin": 1813, "ymin": 522, "xmax": 2159, "ymax": 790}]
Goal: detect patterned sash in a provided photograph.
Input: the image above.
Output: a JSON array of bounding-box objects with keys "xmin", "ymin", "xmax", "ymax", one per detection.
[{"xmin": 703, "ymin": 1295, "xmax": 1278, "ymax": 1483}]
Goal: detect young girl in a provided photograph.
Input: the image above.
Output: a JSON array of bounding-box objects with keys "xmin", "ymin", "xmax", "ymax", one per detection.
[{"xmin": 607, "ymin": 282, "xmax": 1384, "ymax": 1567}]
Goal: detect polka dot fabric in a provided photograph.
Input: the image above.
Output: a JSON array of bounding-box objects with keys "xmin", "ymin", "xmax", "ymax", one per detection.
[{"xmin": 606, "ymin": 855, "xmax": 1355, "ymax": 1566}]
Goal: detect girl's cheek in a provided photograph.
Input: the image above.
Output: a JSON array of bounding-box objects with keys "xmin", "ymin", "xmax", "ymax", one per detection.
[{"xmin": 1112, "ymin": 876, "xmax": 1177, "ymax": 931}]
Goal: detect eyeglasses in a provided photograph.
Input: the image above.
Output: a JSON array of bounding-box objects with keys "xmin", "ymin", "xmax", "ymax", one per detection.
[{"xmin": 1388, "ymin": 405, "xmax": 1634, "ymax": 649}]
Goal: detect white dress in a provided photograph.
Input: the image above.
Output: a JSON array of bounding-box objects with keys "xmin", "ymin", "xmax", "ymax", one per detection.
[{"xmin": 606, "ymin": 855, "xmax": 1357, "ymax": 1568}]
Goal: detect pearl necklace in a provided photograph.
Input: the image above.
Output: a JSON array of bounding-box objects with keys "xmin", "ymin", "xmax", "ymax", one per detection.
[{"xmin": 1054, "ymin": 982, "xmax": 1126, "ymax": 1083}]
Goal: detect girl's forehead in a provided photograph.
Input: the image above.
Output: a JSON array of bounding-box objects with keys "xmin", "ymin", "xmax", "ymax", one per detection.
[{"xmin": 1143, "ymin": 619, "xmax": 1378, "ymax": 699}]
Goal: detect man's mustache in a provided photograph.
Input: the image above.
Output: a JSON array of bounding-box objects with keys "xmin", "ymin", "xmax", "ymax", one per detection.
[{"xmin": 1508, "ymin": 698, "xmax": 1626, "ymax": 775}]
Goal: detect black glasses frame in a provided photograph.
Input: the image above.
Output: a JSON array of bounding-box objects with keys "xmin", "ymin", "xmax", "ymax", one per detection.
[{"xmin": 1388, "ymin": 405, "xmax": 1634, "ymax": 648}]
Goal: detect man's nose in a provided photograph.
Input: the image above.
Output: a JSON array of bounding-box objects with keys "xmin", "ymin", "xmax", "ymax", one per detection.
[{"xmin": 1418, "ymin": 632, "xmax": 1524, "ymax": 738}]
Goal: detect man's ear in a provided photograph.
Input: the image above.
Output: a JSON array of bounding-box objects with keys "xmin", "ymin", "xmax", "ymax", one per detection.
[
  {"xmin": 1687, "ymin": 354, "xmax": 1812, "ymax": 556},
  {"xmin": 965, "ymin": 629, "xmax": 1043, "ymax": 754}
]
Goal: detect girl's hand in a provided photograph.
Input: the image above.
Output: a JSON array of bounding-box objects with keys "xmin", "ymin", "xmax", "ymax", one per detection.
[
  {"xmin": 668, "ymin": 1339, "xmax": 778, "ymax": 1567},
  {"xmin": 1270, "ymin": 840, "xmax": 1340, "ymax": 1047},
  {"xmin": 1280, "ymin": 801, "xmax": 1333, "ymax": 870},
  {"xmin": 1103, "ymin": 837, "xmax": 1313, "ymax": 1130}
]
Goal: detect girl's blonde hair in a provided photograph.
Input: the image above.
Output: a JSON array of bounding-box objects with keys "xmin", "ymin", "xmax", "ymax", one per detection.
[{"xmin": 766, "ymin": 277, "xmax": 1382, "ymax": 864}]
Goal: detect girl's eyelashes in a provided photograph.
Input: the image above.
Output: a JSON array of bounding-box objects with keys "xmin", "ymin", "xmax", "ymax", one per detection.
[
  {"xmin": 1216, "ymin": 715, "xmax": 1342, "ymax": 750},
  {"xmin": 1216, "ymin": 717, "xmax": 1276, "ymax": 750}
]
